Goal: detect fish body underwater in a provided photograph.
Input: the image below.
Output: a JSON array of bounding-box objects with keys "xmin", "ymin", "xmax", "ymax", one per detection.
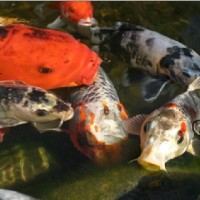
[
  {"xmin": 0, "ymin": 189, "xmax": 38, "ymax": 200},
  {"xmin": 90, "ymin": 22, "xmax": 200, "ymax": 101},
  {"xmin": 0, "ymin": 24, "xmax": 101, "ymax": 89},
  {"xmin": 122, "ymin": 77, "xmax": 200, "ymax": 171},
  {"xmin": 65, "ymin": 67, "xmax": 133, "ymax": 165},
  {"xmin": 0, "ymin": 81, "xmax": 73, "ymax": 135}
]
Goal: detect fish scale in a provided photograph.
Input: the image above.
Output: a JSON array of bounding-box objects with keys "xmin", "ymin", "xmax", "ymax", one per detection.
[{"xmin": 70, "ymin": 67, "xmax": 119, "ymax": 104}]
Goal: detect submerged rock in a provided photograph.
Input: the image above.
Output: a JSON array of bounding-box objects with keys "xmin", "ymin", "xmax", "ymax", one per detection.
[{"xmin": 117, "ymin": 173, "xmax": 200, "ymax": 200}]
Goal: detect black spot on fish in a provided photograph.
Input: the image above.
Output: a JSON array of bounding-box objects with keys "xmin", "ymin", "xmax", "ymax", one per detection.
[
  {"xmin": 24, "ymin": 28, "xmax": 49, "ymax": 40},
  {"xmin": 53, "ymin": 100, "xmax": 70, "ymax": 112},
  {"xmin": 182, "ymin": 71, "xmax": 191, "ymax": 78},
  {"xmin": 182, "ymin": 48, "xmax": 193, "ymax": 57},
  {"xmin": 118, "ymin": 22, "xmax": 144, "ymax": 32},
  {"xmin": 0, "ymin": 86, "xmax": 25, "ymax": 104},
  {"xmin": 192, "ymin": 63, "xmax": 200, "ymax": 70},
  {"xmin": 146, "ymin": 38, "xmax": 155, "ymax": 47},
  {"xmin": 39, "ymin": 67, "xmax": 52, "ymax": 73},
  {"xmin": 0, "ymin": 27, "xmax": 8, "ymax": 40},
  {"xmin": 28, "ymin": 89, "xmax": 49, "ymax": 103},
  {"xmin": 35, "ymin": 109, "xmax": 49, "ymax": 116},
  {"xmin": 160, "ymin": 55, "xmax": 175, "ymax": 68}
]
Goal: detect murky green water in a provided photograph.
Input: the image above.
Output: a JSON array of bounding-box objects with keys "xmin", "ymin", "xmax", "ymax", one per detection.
[{"xmin": 1, "ymin": 1, "xmax": 200, "ymax": 200}]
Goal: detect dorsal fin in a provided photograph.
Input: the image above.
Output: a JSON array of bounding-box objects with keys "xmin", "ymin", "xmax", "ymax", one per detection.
[
  {"xmin": 187, "ymin": 77, "xmax": 200, "ymax": 92},
  {"xmin": 122, "ymin": 114, "xmax": 148, "ymax": 135}
]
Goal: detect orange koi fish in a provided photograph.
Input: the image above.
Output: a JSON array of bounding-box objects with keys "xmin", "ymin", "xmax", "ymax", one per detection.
[
  {"xmin": 46, "ymin": 1, "xmax": 97, "ymax": 37},
  {"xmin": 0, "ymin": 24, "xmax": 101, "ymax": 89}
]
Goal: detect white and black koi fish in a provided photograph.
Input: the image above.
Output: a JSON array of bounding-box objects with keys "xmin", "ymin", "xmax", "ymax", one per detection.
[
  {"xmin": 0, "ymin": 81, "xmax": 73, "ymax": 136},
  {"xmin": 122, "ymin": 77, "xmax": 200, "ymax": 171},
  {"xmin": 0, "ymin": 189, "xmax": 38, "ymax": 200},
  {"xmin": 64, "ymin": 67, "xmax": 133, "ymax": 165},
  {"xmin": 90, "ymin": 22, "xmax": 200, "ymax": 101}
]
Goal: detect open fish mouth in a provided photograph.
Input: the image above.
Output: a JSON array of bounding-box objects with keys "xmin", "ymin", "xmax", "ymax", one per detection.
[
  {"xmin": 138, "ymin": 159, "xmax": 165, "ymax": 171},
  {"xmin": 78, "ymin": 18, "xmax": 98, "ymax": 27}
]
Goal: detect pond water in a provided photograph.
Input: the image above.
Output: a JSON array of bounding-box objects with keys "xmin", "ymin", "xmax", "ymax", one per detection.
[{"xmin": 0, "ymin": 1, "xmax": 200, "ymax": 200}]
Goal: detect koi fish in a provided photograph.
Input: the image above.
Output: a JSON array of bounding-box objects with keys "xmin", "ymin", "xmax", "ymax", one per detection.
[
  {"xmin": 0, "ymin": 24, "xmax": 101, "ymax": 89},
  {"xmin": 122, "ymin": 77, "xmax": 200, "ymax": 171},
  {"xmin": 90, "ymin": 22, "xmax": 200, "ymax": 101},
  {"xmin": 35, "ymin": 1, "xmax": 97, "ymax": 37},
  {"xmin": 0, "ymin": 189, "xmax": 38, "ymax": 200},
  {"xmin": 65, "ymin": 67, "xmax": 132, "ymax": 165},
  {"xmin": 0, "ymin": 80, "xmax": 73, "ymax": 137}
]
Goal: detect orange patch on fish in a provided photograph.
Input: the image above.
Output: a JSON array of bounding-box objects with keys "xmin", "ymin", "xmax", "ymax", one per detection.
[
  {"xmin": 90, "ymin": 112, "xmax": 95, "ymax": 125},
  {"xmin": 0, "ymin": 24, "xmax": 101, "ymax": 89},
  {"xmin": 58, "ymin": 1, "xmax": 93, "ymax": 23},
  {"xmin": 117, "ymin": 102, "xmax": 128, "ymax": 120},
  {"xmin": 101, "ymin": 101, "xmax": 108, "ymax": 107},
  {"xmin": 181, "ymin": 122, "xmax": 187, "ymax": 133},
  {"xmin": 94, "ymin": 125, "xmax": 99, "ymax": 132},
  {"xmin": 164, "ymin": 103, "xmax": 178, "ymax": 108}
]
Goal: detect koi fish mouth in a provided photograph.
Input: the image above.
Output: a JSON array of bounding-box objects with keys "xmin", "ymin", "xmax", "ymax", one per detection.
[
  {"xmin": 77, "ymin": 18, "xmax": 98, "ymax": 38},
  {"xmin": 138, "ymin": 159, "xmax": 165, "ymax": 171},
  {"xmin": 78, "ymin": 17, "xmax": 98, "ymax": 27}
]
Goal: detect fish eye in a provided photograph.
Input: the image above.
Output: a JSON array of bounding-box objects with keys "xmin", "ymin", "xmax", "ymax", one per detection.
[
  {"xmin": 39, "ymin": 67, "xmax": 52, "ymax": 74},
  {"xmin": 192, "ymin": 120, "xmax": 200, "ymax": 135},
  {"xmin": 143, "ymin": 121, "xmax": 152, "ymax": 133},
  {"xmin": 177, "ymin": 130, "xmax": 184, "ymax": 144},
  {"xmin": 35, "ymin": 109, "xmax": 49, "ymax": 116}
]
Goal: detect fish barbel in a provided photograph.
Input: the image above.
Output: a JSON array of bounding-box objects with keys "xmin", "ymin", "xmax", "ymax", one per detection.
[
  {"xmin": 0, "ymin": 23, "xmax": 101, "ymax": 89},
  {"xmin": 122, "ymin": 77, "xmax": 200, "ymax": 171},
  {"xmin": 0, "ymin": 81, "xmax": 73, "ymax": 134},
  {"xmin": 90, "ymin": 22, "xmax": 200, "ymax": 101}
]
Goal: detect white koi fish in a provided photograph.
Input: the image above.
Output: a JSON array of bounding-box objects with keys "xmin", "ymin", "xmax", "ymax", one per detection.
[
  {"xmin": 90, "ymin": 22, "xmax": 200, "ymax": 101},
  {"xmin": 122, "ymin": 77, "xmax": 200, "ymax": 170},
  {"xmin": 0, "ymin": 81, "xmax": 73, "ymax": 137}
]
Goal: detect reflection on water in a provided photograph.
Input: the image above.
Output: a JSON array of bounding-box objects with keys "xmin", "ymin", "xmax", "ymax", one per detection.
[{"xmin": 0, "ymin": 1, "xmax": 200, "ymax": 199}]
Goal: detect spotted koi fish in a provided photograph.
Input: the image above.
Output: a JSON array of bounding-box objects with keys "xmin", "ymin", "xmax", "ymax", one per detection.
[
  {"xmin": 0, "ymin": 81, "xmax": 73, "ymax": 139},
  {"xmin": 0, "ymin": 189, "xmax": 38, "ymax": 200},
  {"xmin": 66, "ymin": 67, "xmax": 132, "ymax": 165},
  {"xmin": 90, "ymin": 22, "xmax": 200, "ymax": 101},
  {"xmin": 122, "ymin": 77, "xmax": 200, "ymax": 171},
  {"xmin": 0, "ymin": 23, "xmax": 101, "ymax": 89}
]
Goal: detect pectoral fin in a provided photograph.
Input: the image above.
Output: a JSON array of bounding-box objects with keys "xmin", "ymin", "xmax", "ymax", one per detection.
[
  {"xmin": 122, "ymin": 114, "xmax": 148, "ymax": 135},
  {"xmin": 187, "ymin": 139, "xmax": 200, "ymax": 157},
  {"xmin": 47, "ymin": 16, "xmax": 66, "ymax": 29},
  {"xmin": 142, "ymin": 77, "xmax": 170, "ymax": 101},
  {"xmin": 122, "ymin": 68, "xmax": 146, "ymax": 87}
]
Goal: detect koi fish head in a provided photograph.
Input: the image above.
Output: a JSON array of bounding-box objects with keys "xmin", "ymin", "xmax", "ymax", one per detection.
[
  {"xmin": 59, "ymin": 1, "xmax": 97, "ymax": 27},
  {"xmin": 138, "ymin": 105, "xmax": 192, "ymax": 171},
  {"xmin": 69, "ymin": 101, "xmax": 130, "ymax": 165},
  {"xmin": 14, "ymin": 87, "xmax": 74, "ymax": 132}
]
